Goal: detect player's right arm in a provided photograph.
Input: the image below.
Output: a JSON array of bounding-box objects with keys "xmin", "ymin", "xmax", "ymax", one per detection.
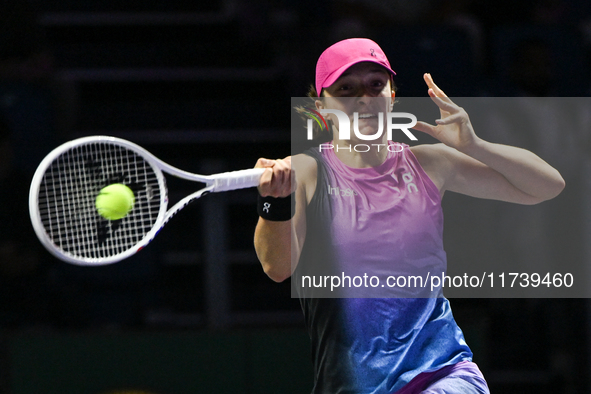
[{"xmin": 254, "ymin": 154, "xmax": 317, "ymax": 282}]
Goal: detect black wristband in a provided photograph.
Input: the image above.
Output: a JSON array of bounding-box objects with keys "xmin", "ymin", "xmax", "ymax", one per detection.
[{"xmin": 258, "ymin": 193, "xmax": 295, "ymax": 221}]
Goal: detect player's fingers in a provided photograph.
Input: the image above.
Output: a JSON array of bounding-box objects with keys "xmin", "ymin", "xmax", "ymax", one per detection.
[
  {"xmin": 435, "ymin": 112, "xmax": 464, "ymax": 125},
  {"xmin": 257, "ymin": 167, "xmax": 275, "ymax": 196},
  {"xmin": 254, "ymin": 157, "xmax": 276, "ymax": 169},
  {"xmin": 424, "ymin": 73, "xmax": 447, "ymax": 96},
  {"xmin": 278, "ymin": 156, "xmax": 297, "ymax": 194},
  {"xmin": 271, "ymin": 159, "xmax": 293, "ymax": 197},
  {"xmin": 257, "ymin": 156, "xmax": 293, "ymax": 197},
  {"xmin": 255, "ymin": 158, "xmax": 275, "ymax": 196},
  {"xmin": 281, "ymin": 155, "xmax": 292, "ymax": 167},
  {"xmin": 424, "ymin": 74, "xmax": 456, "ymax": 106},
  {"xmin": 257, "ymin": 159, "xmax": 287, "ymax": 197},
  {"xmin": 427, "ymin": 89, "xmax": 458, "ymax": 113},
  {"xmin": 412, "ymin": 121, "xmax": 437, "ymax": 137}
]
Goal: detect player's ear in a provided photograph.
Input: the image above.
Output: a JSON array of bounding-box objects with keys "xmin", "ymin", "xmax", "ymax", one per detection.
[{"xmin": 315, "ymin": 99, "xmax": 324, "ymax": 110}]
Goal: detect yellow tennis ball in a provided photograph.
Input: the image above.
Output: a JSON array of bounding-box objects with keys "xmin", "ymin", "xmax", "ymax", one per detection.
[{"xmin": 95, "ymin": 183, "xmax": 135, "ymax": 220}]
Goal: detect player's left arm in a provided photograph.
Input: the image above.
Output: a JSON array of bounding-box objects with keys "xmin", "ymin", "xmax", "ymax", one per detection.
[{"xmin": 412, "ymin": 74, "xmax": 565, "ymax": 205}]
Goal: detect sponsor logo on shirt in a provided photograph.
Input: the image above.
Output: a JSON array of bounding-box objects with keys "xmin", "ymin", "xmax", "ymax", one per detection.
[
  {"xmin": 328, "ymin": 184, "xmax": 358, "ymax": 197},
  {"xmin": 402, "ymin": 171, "xmax": 419, "ymax": 194}
]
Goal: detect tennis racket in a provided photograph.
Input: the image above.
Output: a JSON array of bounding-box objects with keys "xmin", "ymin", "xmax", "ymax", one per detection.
[{"xmin": 29, "ymin": 136, "xmax": 264, "ymax": 266}]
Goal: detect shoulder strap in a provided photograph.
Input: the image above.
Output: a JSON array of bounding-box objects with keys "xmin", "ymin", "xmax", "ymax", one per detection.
[
  {"xmin": 302, "ymin": 147, "xmax": 331, "ymax": 217},
  {"xmin": 293, "ymin": 148, "xmax": 344, "ymax": 298}
]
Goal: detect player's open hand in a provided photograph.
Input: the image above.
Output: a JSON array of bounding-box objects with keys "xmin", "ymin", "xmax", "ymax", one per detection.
[
  {"xmin": 255, "ymin": 156, "xmax": 295, "ymax": 198},
  {"xmin": 412, "ymin": 74, "xmax": 480, "ymax": 153}
]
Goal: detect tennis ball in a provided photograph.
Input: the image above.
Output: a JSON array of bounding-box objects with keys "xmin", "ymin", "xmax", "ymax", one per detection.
[{"xmin": 95, "ymin": 183, "xmax": 135, "ymax": 220}]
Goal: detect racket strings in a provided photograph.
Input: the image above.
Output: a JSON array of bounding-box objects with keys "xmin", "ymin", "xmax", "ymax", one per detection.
[{"xmin": 37, "ymin": 142, "xmax": 162, "ymax": 261}]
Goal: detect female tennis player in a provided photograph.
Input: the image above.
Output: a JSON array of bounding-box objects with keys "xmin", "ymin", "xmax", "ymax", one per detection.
[{"xmin": 253, "ymin": 38, "xmax": 564, "ymax": 393}]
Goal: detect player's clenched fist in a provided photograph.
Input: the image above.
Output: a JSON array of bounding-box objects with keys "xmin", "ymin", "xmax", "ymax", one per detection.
[{"xmin": 255, "ymin": 157, "xmax": 295, "ymax": 198}]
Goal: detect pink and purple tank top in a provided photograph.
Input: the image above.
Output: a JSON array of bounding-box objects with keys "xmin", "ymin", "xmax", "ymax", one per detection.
[{"xmin": 295, "ymin": 141, "xmax": 473, "ymax": 393}]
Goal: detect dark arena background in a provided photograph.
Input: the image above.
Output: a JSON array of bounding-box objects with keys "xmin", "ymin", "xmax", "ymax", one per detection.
[{"xmin": 1, "ymin": 0, "xmax": 591, "ymax": 393}]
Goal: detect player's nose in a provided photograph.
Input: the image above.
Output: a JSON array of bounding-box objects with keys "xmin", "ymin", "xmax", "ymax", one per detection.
[{"xmin": 356, "ymin": 91, "xmax": 373, "ymax": 107}]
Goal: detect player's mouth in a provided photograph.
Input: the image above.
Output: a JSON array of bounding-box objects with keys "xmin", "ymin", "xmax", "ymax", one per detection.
[{"xmin": 357, "ymin": 113, "xmax": 378, "ymax": 119}]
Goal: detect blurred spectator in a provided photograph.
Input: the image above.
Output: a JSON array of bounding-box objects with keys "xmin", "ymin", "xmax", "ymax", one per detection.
[
  {"xmin": 334, "ymin": 0, "xmax": 435, "ymax": 26},
  {"xmin": 528, "ymin": 0, "xmax": 591, "ymax": 26},
  {"xmin": 0, "ymin": 0, "xmax": 77, "ymax": 174},
  {"xmin": 0, "ymin": 114, "xmax": 52, "ymax": 328},
  {"xmin": 508, "ymin": 38, "xmax": 554, "ymax": 97},
  {"xmin": 482, "ymin": 26, "xmax": 587, "ymax": 97},
  {"xmin": 530, "ymin": 0, "xmax": 571, "ymax": 25},
  {"xmin": 0, "ymin": 0, "xmax": 48, "ymax": 71},
  {"xmin": 431, "ymin": 0, "xmax": 485, "ymax": 71},
  {"xmin": 327, "ymin": 0, "xmax": 436, "ymax": 43},
  {"xmin": 471, "ymin": 0, "xmax": 531, "ymax": 29}
]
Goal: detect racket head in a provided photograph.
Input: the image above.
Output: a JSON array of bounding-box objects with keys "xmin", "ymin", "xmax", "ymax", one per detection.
[{"xmin": 29, "ymin": 136, "xmax": 168, "ymax": 266}]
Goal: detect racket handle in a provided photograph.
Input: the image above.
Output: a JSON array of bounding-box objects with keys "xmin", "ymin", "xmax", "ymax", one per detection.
[{"xmin": 211, "ymin": 168, "xmax": 265, "ymax": 192}]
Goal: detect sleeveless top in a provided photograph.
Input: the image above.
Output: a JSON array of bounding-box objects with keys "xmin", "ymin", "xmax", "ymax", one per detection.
[{"xmin": 295, "ymin": 142, "xmax": 472, "ymax": 393}]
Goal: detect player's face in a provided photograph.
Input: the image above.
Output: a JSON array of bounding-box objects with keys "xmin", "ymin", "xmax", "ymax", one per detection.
[
  {"xmin": 316, "ymin": 62, "xmax": 394, "ymax": 140},
  {"xmin": 322, "ymin": 62, "xmax": 393, "ymax": 99}
]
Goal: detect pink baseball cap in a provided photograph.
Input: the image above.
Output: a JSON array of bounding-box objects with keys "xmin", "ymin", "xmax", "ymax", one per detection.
[{"xmin": 315, "ymin": 38, "xmax": 396, "ymax": 96}]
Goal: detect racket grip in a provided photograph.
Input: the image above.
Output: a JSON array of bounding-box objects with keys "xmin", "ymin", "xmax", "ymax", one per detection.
[{"xmin": 211, "ymin": 168, "xmax": 265, "ymax": 192}]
